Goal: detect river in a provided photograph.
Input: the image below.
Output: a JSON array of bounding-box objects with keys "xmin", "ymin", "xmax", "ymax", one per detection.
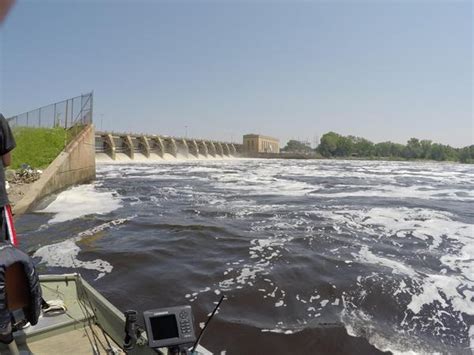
[{"xmin": 17, "ymin": 159, "xmax": 474, "ymax": 354}]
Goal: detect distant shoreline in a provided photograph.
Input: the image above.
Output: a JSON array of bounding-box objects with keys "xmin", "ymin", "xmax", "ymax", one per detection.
[{"xmin": 257, "ymin": 153, "xmax": 473, "ymax": 164}]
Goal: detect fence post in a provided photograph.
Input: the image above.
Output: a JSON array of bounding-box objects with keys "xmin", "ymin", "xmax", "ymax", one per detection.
[
  {"xmin": 26, "ymin": 112, "xmax": 29, "ymax": 126},
  {"xmin": 38, "ymin": 107, "xmax": 41, "ymax": 126},
  {"xmin": 80, "ymin": 94, "xmax": 84, "ymax": 124},
  {"xmin": 54, "ymin": 103, "xmax": 57, "ymax": 126},
  {"xmin": 69, "ymin": 98, "xmax": 73, "ymax": 129},
  {"xmin": 90, "ymin": 92, "xmax": 94, "ymax": 125},
  {"xmin": 65, "ymin": 100, "xmax": 68, "ymax": 129}
]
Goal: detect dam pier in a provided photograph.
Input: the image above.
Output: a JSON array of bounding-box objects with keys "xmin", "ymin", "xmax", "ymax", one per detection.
[{"xmin": 95, "ymin": 131, "xmax": 243, "ymax": 161}]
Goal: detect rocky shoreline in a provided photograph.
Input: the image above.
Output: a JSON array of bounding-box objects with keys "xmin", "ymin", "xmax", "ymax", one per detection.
[{"xmin": 6, "ymin": 168, "xmax": 41, "ymax": 207}]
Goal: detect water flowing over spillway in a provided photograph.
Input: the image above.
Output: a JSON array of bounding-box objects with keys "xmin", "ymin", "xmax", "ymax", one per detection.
[
  {"xmin": 96, "ymin": 152, "xmax": 239, "ymax": 163},
  {"xmin": 18, "ymin": 159, "xmax": 474, "ymax": 354}
]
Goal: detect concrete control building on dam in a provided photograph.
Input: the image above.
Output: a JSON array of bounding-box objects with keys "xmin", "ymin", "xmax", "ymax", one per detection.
[{"xmin": 243, "ymin": 134, "xmax": 280, "ymax": 154}]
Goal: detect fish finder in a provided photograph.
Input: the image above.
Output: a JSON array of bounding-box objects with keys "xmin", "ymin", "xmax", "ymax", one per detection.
[
  {"xmin": 143, "ymin": 305, "xmax": 197, "ymax": 349},
  {"xmin": 124, "ymin": 296, "xmax": 224, "ymax": 354}
]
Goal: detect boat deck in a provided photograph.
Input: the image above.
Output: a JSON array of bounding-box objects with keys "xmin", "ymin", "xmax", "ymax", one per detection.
[
  {"xmin": 17, "ymin": 324, "xmax": 124, "ymax": 355},
  {"xmin": 0, "ymin": 274, "xmax": 211, "ymax": 355},
  {"xmin": 0, "ymin": 274, "xmax": 122, "ymax": 355}
]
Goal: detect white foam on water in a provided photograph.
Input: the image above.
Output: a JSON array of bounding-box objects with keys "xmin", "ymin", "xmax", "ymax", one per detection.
[
  {"xmin": 355, "ymin": 246, "xmax": 417, "ymax": 277},
  {"xmin": 469, "ymin": 325, "xmax": 474, "ymax": 352},
  {"xmin": 148, "ymin": 152, "xmax": 164, "ymax": 160},
  {"xmin": 342, "ymin": 307, "xmax": 421, "ymax": 355},
  {"xmin": 37, "ymin": 184, "xmax": 122, "ymax": 224},
  {"xmin": 275, "ymin": 300, "xmax": 284, "ymax": 307},
  {"xmin": 95, "ymin": 152, "xmax": 112, "ymax": 163},
  {"xmin": 175, "ymin": 153, "xmax": 189, "ymax": 159},
  {"xmin": 217, "ymin": 214, "xmax": 296, "ymax": 294},
  {"xmin": 162, "ymin": 153, "xmax": 176, "ymax": 160},
  {"xmin": 440, "ymin": 241, "xmax": 474, "ymax": 282},
  {"xmin": 408, "ymin": 275, "xmax": 474, "ymax": 316},
  {"xmin": 33, "ymin": 218, "xmax": 129, "ymax": 279},
  {"xmin": 132, "ymin": 153, "xmax": 150, "ymax": 161},
  {"xmin": 315, "ymin": 207, "xmax": 471, "ymax": 251},
  {"xmin": 352, "ymin": 243, "xmax": 474, "ymax": 316},
  {"xmin": 310, "ymin": 184, "xmax": 474, "ymax": 202},
  {"xmin": 34, "ymin": 238, "xmax": 111, "ymax": 279},
  {"xmin": 261, "ymin": 328, "xmax": 298, "ymax": 335},
  {"xmin": 200, "ymin": 159, "xmax": 474, "ymax": 201},
  {"xmin": 317, "ymin": 205, "xmax": 474, "ymax": 353},
  {"xmin": 114, "ymin": 153, "xmax": 133, "ymax": 161},
  {"xmin": 211, "ymin": 168, "xmax": 318, "ymax": 196}
]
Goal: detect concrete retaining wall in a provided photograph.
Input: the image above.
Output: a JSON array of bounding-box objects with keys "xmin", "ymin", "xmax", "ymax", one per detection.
[{"xmin": 14, "ymin": 124, "xmax": 96, "ymax": 216}]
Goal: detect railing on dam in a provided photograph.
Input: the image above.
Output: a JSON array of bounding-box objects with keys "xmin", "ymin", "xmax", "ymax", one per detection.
[{"xmin": 95, "ymin": 131, "xmax": 243, "ymax": 161}]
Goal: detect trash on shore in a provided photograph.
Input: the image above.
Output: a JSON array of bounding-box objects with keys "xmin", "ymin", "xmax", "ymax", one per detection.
[{"xmin": 7, "ymin": 164, "xmax": 42, "ymax": 185}]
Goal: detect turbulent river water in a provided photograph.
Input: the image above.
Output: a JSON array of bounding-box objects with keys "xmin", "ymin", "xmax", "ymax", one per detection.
[{"xmin": 17, "ymin": 159, "xmax": 473, "ymax": 355}]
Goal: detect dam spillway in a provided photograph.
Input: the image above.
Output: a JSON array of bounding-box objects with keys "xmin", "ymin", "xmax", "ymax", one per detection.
[{"xmin": 95, "ymin": 132, "xmax": 243, "ymax": 162}]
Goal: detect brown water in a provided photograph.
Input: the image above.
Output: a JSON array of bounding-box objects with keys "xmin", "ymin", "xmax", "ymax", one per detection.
[{"xmin": 17, "ymin": 159, "xmax": 474, "ymax": 354}]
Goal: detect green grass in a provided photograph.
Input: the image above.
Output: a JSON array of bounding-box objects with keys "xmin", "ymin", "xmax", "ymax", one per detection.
[{"xmin": 11, "ymin": 127, "xmax": 70, "ymax": 169}]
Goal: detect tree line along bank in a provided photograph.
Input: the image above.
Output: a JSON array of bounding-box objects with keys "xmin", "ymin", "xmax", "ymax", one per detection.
[{"xmin": 281, "ymin": 132, "xmax": 474, "ymax": 163}]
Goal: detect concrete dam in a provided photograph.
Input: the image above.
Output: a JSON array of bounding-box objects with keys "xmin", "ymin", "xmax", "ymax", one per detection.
[{"xmin": 95, "ymin": 132, "xmax": 243, "ymax": 162}]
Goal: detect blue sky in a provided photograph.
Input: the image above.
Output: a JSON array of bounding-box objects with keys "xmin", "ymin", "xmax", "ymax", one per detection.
[{"xmin": 0, "ymin": 1, "xmax": 472, "ymax": 147}]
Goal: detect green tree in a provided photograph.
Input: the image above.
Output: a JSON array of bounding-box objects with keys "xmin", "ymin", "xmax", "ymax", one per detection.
[
  {"xmin": 420, "ymin": 140, "xmax": 432, "ymax": 159},
  {"xmin": 459, "ymin": 147, "xmax": 471, "ymax": 163},
  {"xmin": 430, "ymin": 143, "xmax": 446, "ymax": 161},
  {"xmin": 351, "ymin": 136, "xmax": 374, "ymax": 156},
  {"xmin": 318, "ymin": 132, "xmax": 340, "ymax": 157},
  {"xmin": 404, "ymin": 138, "xmax": 422, "ymax": 159},
  {"xmin": 316, "ymin": 131, "xmax": 472, "ymax": 163},
  {"xmin": 374, "ymin": 142, "xmax": 392, "ymax": 157},
  {"xmin": 335, "ymin": 136, "xmax": 353, "ymax": 156},
  {"xmin": 390, "ymin": 143, "xmax": 405, "ymax": 157},
  {"xmin": 282, "ymin": 140, "xmax": 312, "ymax": 153}
]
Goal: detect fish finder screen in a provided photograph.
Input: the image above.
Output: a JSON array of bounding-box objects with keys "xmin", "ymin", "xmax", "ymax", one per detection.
[{"xmin": 150, "ymin": 314, "xmax": 179, "ymax": 340}]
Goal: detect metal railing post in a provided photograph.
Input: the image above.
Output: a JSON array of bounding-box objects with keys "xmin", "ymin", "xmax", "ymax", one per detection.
[
  {"xmin": 69, "ymin": 98, "xmax": 73, "ymax": 129},
  {"xmin": 80, "ymin": 94, "xmax": 84, "ymax": 124},
  {"xmin": 65, "ymin": 100, "xmax": 69, "ymax": 129},
  {"xmin": 90, "ymin": 92, "xmax": 94, "ymax": 124}
]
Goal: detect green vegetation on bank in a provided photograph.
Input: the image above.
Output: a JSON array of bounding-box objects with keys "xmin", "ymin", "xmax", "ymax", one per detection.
[
  {"xmin": 11, "ymin": 127, "xmax": 71, "ymax": 169},
  {"xmin": 281, "ymin": 140, "xmax": 314, "ymax": 153},
  {"xmin": 313, "ymin": 132, "xmax": 474, "ymax": 163}
]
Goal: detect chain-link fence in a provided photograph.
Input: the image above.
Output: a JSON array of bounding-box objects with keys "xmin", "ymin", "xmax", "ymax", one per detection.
[{"xmin": 7, "ymin": 92, "xmax": 93, "ymax": 129}]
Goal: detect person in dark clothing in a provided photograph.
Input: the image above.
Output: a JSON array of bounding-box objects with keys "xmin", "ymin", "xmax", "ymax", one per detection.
[
  {"xmin": 0, "ymin": 0, "xmax": 15, "ymax": 24},
  {"xmin": 0, "ymin": 114, "xmax": 17, "ymax": 245}
]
